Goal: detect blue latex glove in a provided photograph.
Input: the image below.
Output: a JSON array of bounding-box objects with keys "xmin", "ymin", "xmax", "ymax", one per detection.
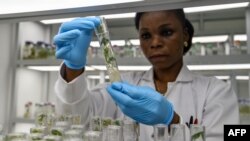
[
  {"xmin": 53, "ymin": 17, "xmax": 100, "ymax": 69},
  {"xmin": 106, "ymin": 82, "xmax": 174, "ymax": 125}
]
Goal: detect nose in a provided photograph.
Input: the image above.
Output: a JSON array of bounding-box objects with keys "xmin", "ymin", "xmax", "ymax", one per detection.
[{"xmin": 150, "ymin": 35, "xmax": 163, "ymax": 48}]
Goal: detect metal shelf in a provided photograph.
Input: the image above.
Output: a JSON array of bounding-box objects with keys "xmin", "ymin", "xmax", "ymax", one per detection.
[
  {"xmin": 16, "ymin": 54, "xmax": 250, "ymax": 66},
  {"xmin": 0, "ymin": 0, "xmax": 248, "ymax": 23}
]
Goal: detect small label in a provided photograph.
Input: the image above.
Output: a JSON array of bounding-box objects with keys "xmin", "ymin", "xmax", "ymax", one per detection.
[{"xmin": 224, "ymin": 125, "xmax": 250, "ymax": 141}]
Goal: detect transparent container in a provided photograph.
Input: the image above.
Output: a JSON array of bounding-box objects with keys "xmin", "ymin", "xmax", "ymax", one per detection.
[
  {"xmin": 153, "ymin": 124, "xmax": 169, "ymax": 141},
  {"xmin": 123, "ymin": 119, "xmax": 138, "ymax": 141},
  {"xmin": 0, "ymin": 124, "xmax": 3, "ymax": 134},
  {"xmin": 0, "ymin": 135, "xmax": 5, "ymax": 141},
  {"xmin": 100, "ymin": 117, "xmax": 113, "ymax": 141},
  {"xmin": 46, "ymin": 103, "xmax": 56, "ymax": 128},
  {"xmin": 6, "ymin": 133, "xmax": 27, "ymax": 141},
  {"xmin": 29, "ymin": 133, "xmax": 44, "ymax": 141},
  {"xmin": 101, "ymin": 117, "xmax": 112, "ymax": 129},
  {"xmin": 111, "ymin": 119, "xmax": 123, "ymax": 126},
  {"xmin": 22, "ymin": 41, "xmax": 34, "ymax": 59},
  {"xmin": 106, "ymin": 125, "xmax": 122, "ymax": 141},
  {"xmin": 71, "ymin": 115, "xmax": 81, "ymax": 125},
  {"xmin": 83, "ymin": 131, "xmax": 102, "ymax": 141},
  {"xmin": 70, "ymin": 125, "xmax": 85, "ymax": 133},
  {"xmin": 50, "ymin": 127, "xmax": 64, "ymax": 137},
  {"xmin": 90, "ymin": 116, "xmax": 102, "ymax": 131},
  {"xmin": 34, "ymin": 103, "xmax": 47, "ymax": 127},
  {"xmin": 43, "ymin": 135, "xmax": 61, "ymax": 141},
  {"xmin": 170, "ymin": 124, "xmax": 186, "ymax": 141},
  {"xmin": 55, "ymin": 121, "xmax": 70, "ymax": 131},
  {"xmin": 30, "ymin": 126, "xmax": 47, "ymax": 135},
  {"xmin": 94, "ymin": 17, "xmax": 121, "ymax": 82},
  {"xmin": 190, "ymin": 124, "xmax": 205, "ymax": 141},
  {"xmin": 64, "ymin": 129, "xmax": 82, "ymax": 141}
]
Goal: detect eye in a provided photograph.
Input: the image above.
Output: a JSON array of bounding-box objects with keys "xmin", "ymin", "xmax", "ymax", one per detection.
[
  {"xmin": 140, "ymin": 32, "xmax": 151, "ymax": 40},
  {"xmin": 160, "ymin": 29, "xmax": 173, "ymax": 37}
]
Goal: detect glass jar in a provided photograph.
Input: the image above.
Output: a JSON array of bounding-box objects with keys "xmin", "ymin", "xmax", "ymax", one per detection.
[
  {"xmin": 30, "ymin": 126, "xmax": 47, "ymax": 135},
  {"xmin": 0, "ymin": 135, "xmax": 5, "ymax": 141},
  {"xmin": 90, "ymin": 116, "xmax": 101, "ymax": 131},
  {"xmin": 35, "ymin": 103, "xmax": 47, "ymax": 127},
  {"xmin": 169, "ymin": 124, "xmax": 186, "ymax": 141},
  {"xmin": 43, "ymin": 135, "xmax": 61, "ymax": 141},
  {"xmin": 55, "ymin": 121, "xmax": 70, "ymax": 131},
  {"xmin": 22, "ymin": 41, "xmax": 34, "ymax": 59},
  {"xmin": 46, "ymin": 104, "xmax": 56, "ymax": 131},
  {"xmin": 29, "ymin": 133, "xmax": 43, "ymax": 141},
  {"xmin": 106, "ymin": 125, "xmax": 122, "ymax": 141},
  {"xmin": 64, "ymin": 129, "xmax": 82, "ymax": 141},
  {"xmin": 111, "ymin": 119, "xmax": 123, "ymax": 126},
  {"xmin": 101, "ymin": 118, "xmax": 112, "ymax": 129},
  {"xmin": 70, "ymin": 125, "xmax": 85, "ymax": 134},
  {"xmin": 83, "ymin": 131, "xmax": 102, "ymax": 141},
  {"xmin": 190, "ymin": 124, "xmax": 205, "ymax": 141},
  {"xmin": 153, "ymin": 124, "xmax": 169, "ymax": 141},
  {"xmin": 123, "ymin": 119, "xmax": 138, "ymax": 141},
  {"xmin": 6, "ymin": 133, "xmax": 27, "ymax": 141},
  {"xmin": 50, "ymin": 127, "xmax": 64, "ymax": 137}
]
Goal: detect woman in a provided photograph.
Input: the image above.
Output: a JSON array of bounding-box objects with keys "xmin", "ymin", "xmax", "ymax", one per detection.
[{"xmin": 54, "ymin": 9, "xmax": 239, "ymax": 141}]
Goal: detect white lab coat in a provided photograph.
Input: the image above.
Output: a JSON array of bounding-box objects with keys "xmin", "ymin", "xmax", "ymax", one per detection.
[{"xmin": 55, "ymin": 64, "xmax": 239, "ymax": 141}]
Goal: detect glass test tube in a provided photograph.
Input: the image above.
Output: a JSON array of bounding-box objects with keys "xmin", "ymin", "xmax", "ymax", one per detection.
[
  {"xmin": 84, "ymin": 131, "xmax": 102, "ymax": 141},
  {"xmin": 170, "ymin": 124, "xmax": 186, "ymax": 141},
  {"xmin": 106, "ymin": 125, "xmax": 122, "ymax": 141},
  {"xmin": 95, "ymin": 17, "xmax": 121, "ymax": 82},
  {"xmin": 153, "ymin": 124, "xmax": 169, "ymax": 141},
  {"xmin": 190, "ymin": 124, "xmax": 205, "ymax": 141},
  {"xmin": 123, "ymin": 118, "xmax": 138, "ymax": 141},
  {"xmin": 64, "ymin": 129, "xmax": 83, "ymax": 141},
  {"xmin": 6, "ymin": 133, "xmax": 27, "ymax": 141}
]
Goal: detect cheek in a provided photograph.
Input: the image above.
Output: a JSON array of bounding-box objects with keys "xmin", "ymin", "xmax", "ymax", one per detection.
[
  {"xmin": 169, "ymin": 37, "xmax": 184, "ymax": 54},
  {"xmin": 140, "ymin": 42, "xmax": 149, "ymax": 55}
]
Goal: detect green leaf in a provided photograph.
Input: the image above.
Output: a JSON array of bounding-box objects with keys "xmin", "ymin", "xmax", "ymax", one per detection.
[
  {"xmin": 191, "ymin": 131, "xmax": 204, "ymax": 140},
  {"xmin": 51, "ymin": 130, "xmax": 63, "ymax": 136}
]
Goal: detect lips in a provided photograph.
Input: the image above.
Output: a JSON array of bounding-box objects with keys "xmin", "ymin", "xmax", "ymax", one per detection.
[{"xmin": 149, "ymin": 54, "xmax": 168, "ymax": 61}]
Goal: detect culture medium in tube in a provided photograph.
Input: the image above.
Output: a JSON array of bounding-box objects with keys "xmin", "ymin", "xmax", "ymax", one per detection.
[{"xmin": 95, "ymin": 17, "xmax": 121, "ymax": 82}]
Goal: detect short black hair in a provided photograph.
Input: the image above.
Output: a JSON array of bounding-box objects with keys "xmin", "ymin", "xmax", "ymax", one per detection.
[{"xmin": 135, "ymin": 9, "xmax": 194, "ymax": 54}]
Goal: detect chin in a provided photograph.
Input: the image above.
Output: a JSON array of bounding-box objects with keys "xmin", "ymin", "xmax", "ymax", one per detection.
[{"xmin": 152, "ymin": 63, "xmax": 171, "ymax": 70}]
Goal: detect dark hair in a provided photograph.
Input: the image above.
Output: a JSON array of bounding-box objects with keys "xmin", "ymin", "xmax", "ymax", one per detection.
[{"xmin": 135, "ymin": 9, "xmax": 194, "ymax": 54}]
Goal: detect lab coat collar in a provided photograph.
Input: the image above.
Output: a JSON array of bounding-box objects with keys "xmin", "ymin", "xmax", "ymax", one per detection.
[{"xmin": 141, "ymin": 64, "xmax": 193, "ymax": 82}]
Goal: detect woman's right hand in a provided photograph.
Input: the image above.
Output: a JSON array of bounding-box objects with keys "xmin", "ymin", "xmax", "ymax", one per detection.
[{"xmin": 53, "ymin": 17, "xmax": 100, "ymax": 69}]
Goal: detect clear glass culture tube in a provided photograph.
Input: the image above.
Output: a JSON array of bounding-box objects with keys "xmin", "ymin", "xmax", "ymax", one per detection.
[
  {"xmin": 95, "ymin": 17, "xmax": 121, "ymax": 82},
  {"xmin": 190, "ymin": 124, "xmax": 205, "ymax": 141}
]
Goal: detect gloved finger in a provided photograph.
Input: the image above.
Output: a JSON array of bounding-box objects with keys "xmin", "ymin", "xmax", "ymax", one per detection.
[
  {"xmin": 55, "ymin": 45, "xmax": 71, "ymax": 60},
  {"xmin": 106, "ymin": 85, "xmax": 134, "ymax": 106},
  {"xmin": 59, "ymin": 17, "xmax": 100, "ymax": 33},
  {"xmin": 111, "ymin": 82, "xmax": 146, "ymax": 99},
  {"xmin": 74, "ymin": 17, "xmax": 101, "ymax": 27},
  {"xmin": 53, "ymin": 29, "xmax": 81, "ymax": 46}
]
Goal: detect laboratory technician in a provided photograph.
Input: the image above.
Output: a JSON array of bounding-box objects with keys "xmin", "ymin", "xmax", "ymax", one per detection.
[{"xmin": 54, "ymin": 9, "xmax": 239, "ymax": 141}]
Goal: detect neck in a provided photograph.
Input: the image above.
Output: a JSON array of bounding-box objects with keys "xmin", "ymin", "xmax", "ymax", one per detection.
[{"xmin": 153, "ymin": 61, "xmax": 183, "ymax": 83}]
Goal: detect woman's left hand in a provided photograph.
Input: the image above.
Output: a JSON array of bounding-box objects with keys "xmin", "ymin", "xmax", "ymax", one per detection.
[{"xmin": 106, "ymin": 82, "xmax": 174, "ymax": 125}]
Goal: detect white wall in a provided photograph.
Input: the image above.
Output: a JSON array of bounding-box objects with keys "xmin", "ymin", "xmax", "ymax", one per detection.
[
  {"xmin": 18, "ymin": 22, "xmax": 50, "ymax": 45},
  {"xmin": 0, "ymin": 23, "xmax": 17, "ymax": 133},
  {"xmin": 15, "ymin": 68, "xmax": 47, "ymax": 118},
  {"xmin": 11, "ymin": 22, "xmax": 53, "ymax": 132},
  {"xmin": 47, "ymin": 71, "xmax": 58, "ymax": 104}
]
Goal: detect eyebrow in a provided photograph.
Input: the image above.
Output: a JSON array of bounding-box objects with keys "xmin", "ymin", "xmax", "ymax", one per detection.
[{"xmin": 158, "ymin": 23, "xmax": 172, "ymax": 29}]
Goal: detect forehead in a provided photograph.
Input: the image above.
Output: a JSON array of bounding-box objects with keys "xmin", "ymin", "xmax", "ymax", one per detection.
[{"xmin": 139, "ymin": 11, "xmax": 181, "ymax": 28}]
